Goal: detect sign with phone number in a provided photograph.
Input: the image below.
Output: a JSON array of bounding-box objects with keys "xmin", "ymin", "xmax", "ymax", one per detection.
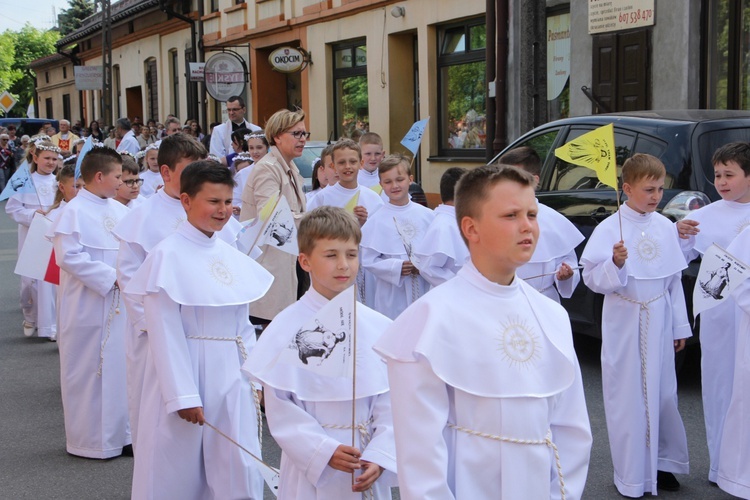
[{"xmin": 588, "ymin": 0, "xmax": 654, "ymax": 34}]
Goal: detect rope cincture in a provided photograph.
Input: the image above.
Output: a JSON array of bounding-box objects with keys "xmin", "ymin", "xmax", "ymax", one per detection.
[
  {"xmin": 322, "ymin": 417, "xmax": 375, "ymax": 500},
  {"xmin": 449, "ymin": 424, "xmax": 566, "ymax": 500},
  {"xmin": 613, "ymin": 290, "xmax": 668, "ymax": 448},
  {"xmin": 185, "ymin": 334, "xmax": 262, "ymax": 448},
  {"xmin": 97, "ymin": 285, "xmax": 121, "ymax": 377}
]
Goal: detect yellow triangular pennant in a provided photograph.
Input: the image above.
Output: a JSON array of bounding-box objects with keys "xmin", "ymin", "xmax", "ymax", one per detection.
[{"xmin": 554, "ymin": 123, "xmax": 618, "ymax": 190}]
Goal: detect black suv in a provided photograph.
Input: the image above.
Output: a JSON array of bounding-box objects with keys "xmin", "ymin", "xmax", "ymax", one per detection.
[{"xmin": 491, "ymin": 110, "xmax": 750, "ymax": 339}]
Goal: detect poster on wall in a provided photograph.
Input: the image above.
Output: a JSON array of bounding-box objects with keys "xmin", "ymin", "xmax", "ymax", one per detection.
[
  {"xmin": 588, "ymin": 0, "xmax": 655, "ymax": 34},
  {"xmin": 74, "ymin": 66, "xmax": 103, "ymax": 91},
  {"xmin": 547, "ymin": 13, "xmax": 570, "ymax": 101}
]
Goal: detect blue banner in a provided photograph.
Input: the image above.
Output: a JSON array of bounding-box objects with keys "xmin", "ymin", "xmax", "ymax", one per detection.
[
  {"xmin": 400, "ymin": 117, "xmax": 430, "ymax": 156},
  {"xmin": 0, "ymin": 161, "xmax": 35, "ymax": 202}
]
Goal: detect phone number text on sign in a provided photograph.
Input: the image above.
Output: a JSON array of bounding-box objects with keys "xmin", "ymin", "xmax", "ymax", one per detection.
[{"xmin": 589, "ymin": 0, "xmax": 655, "ymax": 34}]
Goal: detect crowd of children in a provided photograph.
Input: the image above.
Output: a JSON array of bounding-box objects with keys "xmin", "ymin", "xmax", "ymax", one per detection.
[{"xmin": 6, "ymin": 123, "xmax": 750, "ymax": 500}]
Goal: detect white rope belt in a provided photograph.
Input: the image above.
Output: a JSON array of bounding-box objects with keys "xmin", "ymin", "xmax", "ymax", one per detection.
[
  {"xmin": 185, "ymin": 334, "xmax": 262, "ymax": 447},
  {"xmin": 322, "ymin": 417, "xmax": 375, "ymax": 500},
  {"xmin": 357, "ymin": 268, "xmax": 366, "ymax": 304},
  {"xmin": 613, "ymin": 289, "xmax": 668, "ymax": 447},
  {"xmin": 97, "ymin": 287, "xmax": 121, "ymax": 377},
  {"xmin": 536, "ymin": 284, "xmax": 554, "ymax": 294},
  {"xmin": 410, "ymin": 274, "xmax": 421, "ymax": 304},
  {"xmin": 449, "ymin": 424, "xmax": 566, "ymax": 500}
]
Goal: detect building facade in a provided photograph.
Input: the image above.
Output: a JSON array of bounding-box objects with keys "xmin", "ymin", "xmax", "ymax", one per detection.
[{"xmin": 31, "ymin": 0, "xmax": 750, "ymax": 199}]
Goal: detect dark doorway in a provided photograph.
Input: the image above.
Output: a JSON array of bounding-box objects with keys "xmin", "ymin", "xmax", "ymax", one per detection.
[{"xmin": 592, "ymin": 29, "xmax": 651, "ymax": 112}]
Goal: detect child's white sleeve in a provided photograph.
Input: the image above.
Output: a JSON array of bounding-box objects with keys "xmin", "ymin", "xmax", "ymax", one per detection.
[
  {"xmin": 581, "ymin": 254, "xmax": 627, "ymax": 295},
  {"xmin": 361, "ymin": 246, "xmax": 405, "ymax": 287},
  {"xmin": 414, "ymin": 252, "xmax": 454, "ymax": 287},
  {"xmin": 549, "ymin": 357, "xmax": 593, "ymax": 500},
  {"xmin": 668, "ymin": 273, "xmax": 692, "ymax": 340},
  {"xmin": 386, "ymin": 357, "xmax": 454, "ymax": 500},
  {"xmin": 733, "ymin": 278, "xmax": 750, "ymax": 316},
  {"xmin": 553, "ymin": 250, "xmax": 581, "ymax": 299},
  {"xmin": 143, "ymin": 290, "xmax": 202, "ymax": 414},
  {"xmin": 116, "ymin": 240, "xmax": 147, "ymax": 333},
  {"xmin": 5, "ymin": 196, "xmax": 36, "ymax": 227},
  {"xmin": 263, "ymin": 386, "xmax": 341, "ymax": 487},
  {"xmin": 360, "ymin": 391, "xmax": 397, "ymax": 474},
  {"xmin": 53, "ymin": 232, "xmax": 117, "ymax": 297}
]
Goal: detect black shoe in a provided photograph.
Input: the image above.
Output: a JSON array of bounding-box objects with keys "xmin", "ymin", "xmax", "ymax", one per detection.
[
  {"xmin": 657, "ymin": 470, "xmax": 680, "ymax": 491},
  {"xmin": 121, "ymin": 444, "xmax": 134, "ymax": 457}
]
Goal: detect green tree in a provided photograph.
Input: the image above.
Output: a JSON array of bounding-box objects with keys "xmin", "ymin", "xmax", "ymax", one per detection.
[
  {"xmin": 0, "ymin": 25, "xmax": 59, "ymax": 117},
  {"xmin": 59, "ymin": 0, "xmax": 95, "ymax": 37}
]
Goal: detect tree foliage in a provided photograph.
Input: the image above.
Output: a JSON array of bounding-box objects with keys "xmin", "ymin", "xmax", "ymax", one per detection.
[
  {"xmin": 59, "ymin": 0, "xmax": 95, "ymax": 37},
  {"xmin": 0, "ymin": 25, "xmax": 59, "ymax": 117}
]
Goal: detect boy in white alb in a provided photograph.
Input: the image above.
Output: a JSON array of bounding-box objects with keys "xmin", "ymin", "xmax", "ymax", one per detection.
[
  {"xmin": 127, "ymin": 161, "xmax": 273, "ymax": 499},
  {"xmin": 675, "ymin": 142, "xmax": 750, "ymax": 484},
  {"xmin": 48, "ymin": 146, "xmax": 132, "ymax": 458},
  {"xmin": 374, "ymin": 165, "xmax": 592, "ymax": 499},
  {"xmin": 582, "ymin": 154, "xmax": 690, "ymax": 497},
  {"xmin": 412, "ymin": 167, "xmax": 469, "ymax": 286},
  {"xmin": 5, "ymin": 140, "xmax": 60, "ymax": 338},
  {"xmin": 113, "ymin": 133, "xmax": 242, "ymax": 449},
  {"xmin": 244, "ymin": 206, "xmax": 396, "ymax": 499},
  {"xmin": 357, "ymin": 132, "xmax": 387, "ymax": 199},
  {"xmin": 717, "ymin": 226, "xmax": 750, "ymax": 497},
  {"xmin": 501, "ymin": 147, "xmax": 584, "ymax": 303},
  {"xmin": 361, "ymin": 154, "xmax": 433, "ymax": 319},
  {"xmin": 114, "ymin": 155, "xmax": 145, "ymax": 209},
  {"xmin": 307, "ymin": 139, "xmax": 383, "ymax": 225}
]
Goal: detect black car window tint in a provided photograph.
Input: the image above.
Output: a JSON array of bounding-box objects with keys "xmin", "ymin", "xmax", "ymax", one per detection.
[
  {"xmin": 698, "ymin": 128, "xmax": 750, "ymax": 185},
  {"xmin": 633, "ymin": 135, "xmax": 673, "ymax": 187}
]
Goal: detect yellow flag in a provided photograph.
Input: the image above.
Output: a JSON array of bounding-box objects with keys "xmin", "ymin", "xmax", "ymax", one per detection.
[
  {"xmin": 343, "ymin": 191, "xmax": 360, "ymax": 213},
  {"xmin": 554, "ymin": 123, "xmax": 618, "ymax": 190},
  {"xmin": 370, "ymin": 184, "xmax": 383, "ymax": 195},
  {"xmin": 259, "ymin": 192, "xmax": 279, "ymax": 222}
]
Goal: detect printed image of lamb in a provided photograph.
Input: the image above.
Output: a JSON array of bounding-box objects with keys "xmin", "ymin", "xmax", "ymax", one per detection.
[{"xmin": 292, "ymin": 320, "xmax": 346, "ymax": 365}]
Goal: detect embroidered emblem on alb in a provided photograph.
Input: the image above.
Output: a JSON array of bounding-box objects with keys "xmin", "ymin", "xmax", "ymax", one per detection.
[
  {"xmin": 498, "ymin": 316, "xmax": 540, "ymax": 367},
  {"xmin": 635, "ymin": 234, "xmax": 660, "ymax": 264},
  {"xmin": 37, "ymin": 184, "xmax": 52, "ymax": 197},
  {"xmin": 396, "ymin": 218, "xmax": 418, "ymax": 242},
  {"xmin": 736, "ymin": 218, "xmax": 750, "ymax": 236},
  {"xmin": 102, "ymin": 215, "xmax": 117, "ymax": 233},
  {"xmin": 172, "ymin": 216, "xmax": 186, "ymax": 230},
  {"xmin": 209, "ymin": 258, "xmax": 234, "ymax": 286}
]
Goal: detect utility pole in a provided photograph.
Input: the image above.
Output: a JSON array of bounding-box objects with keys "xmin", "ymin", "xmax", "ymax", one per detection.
[{"xmin": 99, "ymin": 0, "xmax": 113, "ymax": 126}]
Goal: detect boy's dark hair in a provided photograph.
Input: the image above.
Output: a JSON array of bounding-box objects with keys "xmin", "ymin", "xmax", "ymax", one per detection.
[
  {"xmin": 180, "ymin": 160, "xmax": 235, "ymax": 198},
  {"xmin": 455, "ymin": 164, "xmax": 535, "ymax": 244},
  {"xmin": 440, "ymin": 167, "xmax": 467, "ymax": 203},
  {"xmin": 298, "ymin": 206, "xmax": 361, "ymax": 255},
  {"xmin": 712, "ymin": 142, "xmax": 750, "ymax": 176},
  {"xmin": 621, "ymin": 153, "xmax": 665, "ymax": 185},
  {"xmin": 379, "ymin": 153, "xmax": 411, "ymax": 177},
  {"xmin": 80, "ymin": 147, "xmax": 122, "ymax": 183},
  {"xmin": 227, "ymin": 95, "xmax": 246, "ymax": 109},
  {"xmin": 158, "ymin": 132, "xmax": 207, "ymax": 171},
  {"xmin": 121, "ymin": 154, "xmax": 140, "ymax": 175},
  {"xmin": 498, "ymin": 146, "xmax": 542, "ymax": 177},
  {"xmin": 331, "ymin": 139, "xmax": 361, "ymax": 162}
]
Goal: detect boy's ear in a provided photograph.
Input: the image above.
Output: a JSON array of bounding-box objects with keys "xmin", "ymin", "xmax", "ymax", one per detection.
[
  {"xmin": 179, "ymin": 192, "xmax": 191, "ymax": 211},
  {"xmin": 622, "ymin": 182, "xmax": 632, "ymax": 197},
  {"xmin": 298, "ymin": 252, "xmax": 312, "ymax": 273},
  {"xmin": 460, "ymin": 215, "xmax": 480, "ymax": 244},
  {"xmin": 159, "ymin": 164, "xmax": 171, "ymax": 181}
]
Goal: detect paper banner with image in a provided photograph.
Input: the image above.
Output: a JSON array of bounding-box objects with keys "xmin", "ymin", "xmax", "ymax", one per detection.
[
  {"xmin": 14, "ymin": 213, "xmax": 60, "ymax": 284},
  {"xmin": 275, "ymin": 285, "xmax": 355, "ymax": 378},
  {"xmin": 343, "ymin": 191, "xmax": 360, "ymax": 213},
  {"xmin": 400, "ymin": 117, "xmax": 430, "ymax": 156},
  {"xmin": 693, "ymin": 243, "xmax": 750, "ymax": 318},
  {"xmin": 258, "ymin": 195, "xmax": 298, "ymax": 256},
  {"xmin": 0, "ymin": 161, "xmax": 34, "ymax": 201}
]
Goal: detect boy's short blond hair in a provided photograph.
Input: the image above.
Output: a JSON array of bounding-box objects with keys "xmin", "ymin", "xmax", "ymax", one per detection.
[
  {"xmin": 331, "ymin": 139, "xmax": 361, "ymax": 162},
  {"xmin": 378, "ymin": 153, "xmax": 411, "ymax": 177},
  {"xmin": 265, "ymin": 109, "xmax": 306, "ymax": 146},
  {"xmin": 621, "ymin": 153, "xmax": 665, "ymax": 185},
  {"xmin": 455, "ymin": 164, "xmax": 535, "ymax": 244},
  {"xmin": 298, "ymin": 206, "xmax": 361, "ymax": 255},
  {"xmin": 359, "ymin": 132, "xmax": 383, "ymax": 148}
]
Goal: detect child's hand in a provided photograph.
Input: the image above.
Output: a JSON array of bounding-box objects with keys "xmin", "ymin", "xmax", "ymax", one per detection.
[
  {"xmin": 612, "ymin": 241, "xmax": 628, "ymax": 268},
  {"xmin": 401, "ymin": 261, "xmax": 416, "ymax": 276},
  {"xmin": 328, "ymin": 445, "xmax": 361, "ymax": 473},
  {"xmin": 676, "ymin": 219, "xmax": 699, "ymax": 239},
  {"xmin": 35, "ymin": 208, "xmax": 47, "ymax": 215},
  {"xmin": 556, "ymin": 262, "xmax": 574, "ymax": 281},
  {"xmin": 353, "ymin": 206, "xmax": 368, "ymax": 226},
  {"xmin": 177, "ymin": 406, "xmax": 205, "ymax": 425},
  {"xmin": 232, "ymin": 205, "xmax": 241, "ymax": 216},
  {"xmin": 674, "ymin": 339, "xmax": 686, "ymax": 353},
  {"xmin": 352, "ymin": 460, "xmax": 384, "ymax": 492}
]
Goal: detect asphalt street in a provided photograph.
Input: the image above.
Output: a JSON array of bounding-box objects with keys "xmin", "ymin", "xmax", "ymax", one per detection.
[{"xmin": 0, "ymin": 199, "xmax": 735, "ymax": 499}]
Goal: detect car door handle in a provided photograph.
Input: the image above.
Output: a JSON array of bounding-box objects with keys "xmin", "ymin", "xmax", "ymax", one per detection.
[{"xmin": 590, "ymin": 207, "xmax": 613, "ymax": 219}]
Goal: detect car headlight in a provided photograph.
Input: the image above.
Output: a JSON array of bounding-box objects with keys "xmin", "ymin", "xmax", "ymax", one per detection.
[{"xmin": 662, "ymin": 191, "xmax": 711, "ymax": 221}]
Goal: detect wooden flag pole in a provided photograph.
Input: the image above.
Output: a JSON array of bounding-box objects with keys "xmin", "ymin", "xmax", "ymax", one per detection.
[
  {"xmin": 351, "ymin": 285, "xmax": 358, "ymax": 487},
  {"xmin": 616, "ymin": 188, "xmax": 623, "ymax": 242}
]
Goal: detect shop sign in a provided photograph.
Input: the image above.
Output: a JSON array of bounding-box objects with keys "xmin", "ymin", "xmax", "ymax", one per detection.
[
  {"xmin": 588, "ymin": 0, "xmax": 655, "ymax": 34},
  {"xmin": 269, "ymin": 47, "xmax": 310, "ymax": 73},
  {"xmin": 74, "ymin": 66, "xmax": 103, "ymax": 90},
  {"xmin": 204, "ymin": 52, "xmax": 247, "ymax": 101},
  {"xmin": 189, "ymin": 62, "xmax": 205, "ymax": 82},
  {"xmin": 548, "ymin": 13, "xmax": 570, "ymax": 101}
]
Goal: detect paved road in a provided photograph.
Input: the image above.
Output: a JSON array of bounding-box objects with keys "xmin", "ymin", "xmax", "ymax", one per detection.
[{"xmin": 0, "ymin": 200, "xmax": 734, "ymax": 499}]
